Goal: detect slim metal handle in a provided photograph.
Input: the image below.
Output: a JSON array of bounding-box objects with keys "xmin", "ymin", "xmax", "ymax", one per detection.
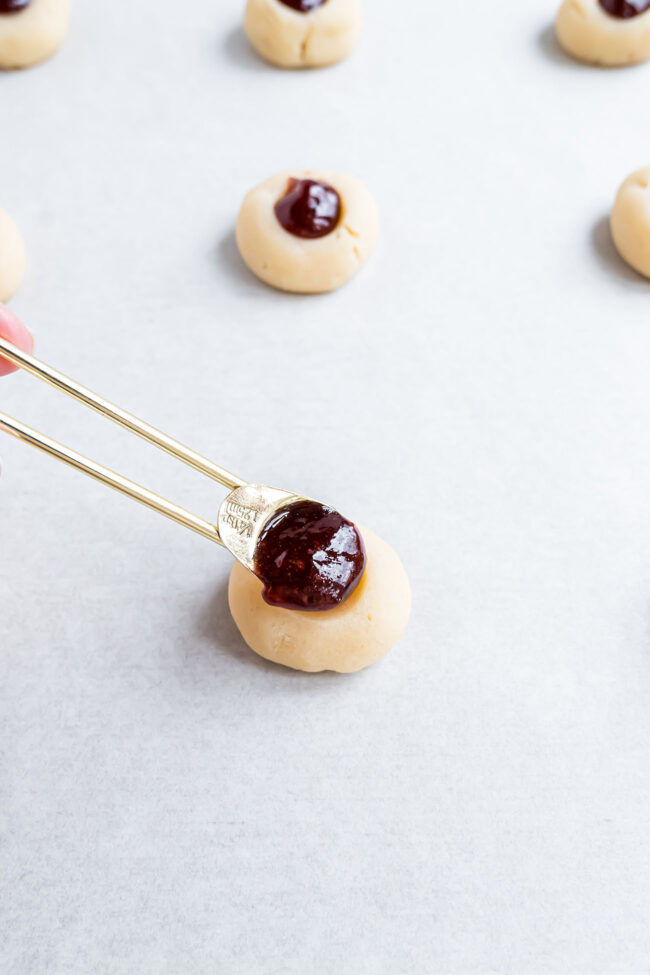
[
  {"xmin": 0, "ymin": 410, "xmax": 224, "ymax": 546},
  {"xmin": 0, "ymin": 336, "xmax": 246, "ymax": 491}
]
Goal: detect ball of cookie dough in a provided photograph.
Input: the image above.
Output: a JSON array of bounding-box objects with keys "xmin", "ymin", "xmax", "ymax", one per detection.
[
  {"xmin": 0, "ymin": 209, "xmax": 26, "ymax": 303},
  {"xmin": 0, "ymin": 302, "xmax": 34, "ymax": 376},
  {"xmin": 236, "ymin": 169, "xmax": 378, "ymax": 293},
  {"xmin": 610, "ymin": 164, "xmax": 650, "ymax": 277},
  {"xmin": 0, "ymin": 0, "xmax": 70, "ymax": 70},
  {"xmin": 228, "ymin": 527, "xmax": 411, "ymax": 673},
  {"xmin": 244, "ymin": 0, "xmax": 362, "ymax": 69},
  {"xmin": 555, "ymin": 0, "xmax": 650, "ymax": 66}
]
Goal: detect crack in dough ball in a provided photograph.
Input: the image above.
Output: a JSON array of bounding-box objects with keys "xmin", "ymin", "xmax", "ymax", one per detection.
[
  {"xmin": 0, "ymin": 0, "xmax": 70, "ymax": 70},
  {"xmin": 555, "ymin": 0, "xmax": 650, "ymax": 65},
  {"xmin": 611, "ymin": 165, "xmax": 650, "ymax": 277},
  {"xmin": 228, "ymin": 527, "xmax": 411, "ymax": 673},
  {"xmin": 236, "ymin": 169, "xmax": 379, "ymax": 293},
  {"xmin": 0, "ymin": 209, "xmax": 26, "ymax": 302},
  {"xmin": 244, "ymin": 0, "xmax": 362, "ymax": 69}
]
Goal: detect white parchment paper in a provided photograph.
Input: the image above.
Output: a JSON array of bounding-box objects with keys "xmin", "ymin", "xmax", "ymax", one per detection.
[{"xmin": 2, "ymin": 1, "xmax": 650, "ymax": 972}]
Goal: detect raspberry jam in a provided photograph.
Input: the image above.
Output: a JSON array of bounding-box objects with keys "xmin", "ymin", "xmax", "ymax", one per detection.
[
  {"xmin": 599, "ymin": 0, "xmax": 650, "ymax": 16},
  {"xmin": 0, "ymin": 0, "xmax": 31, "ymax": 11},
  {"xmin": 278, "ymin": 0, "xmax": 329, "ymax": 11},
  {"xmin": 253, "ymin": 500, "xmax": 366, "ymax": 612},
  {"xmin": 274, "ymin": 178, "xmax": 342, "ymax": 239}
]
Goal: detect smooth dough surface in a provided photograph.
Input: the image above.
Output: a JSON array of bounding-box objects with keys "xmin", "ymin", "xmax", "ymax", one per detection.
[
  {"xmin": 228, "ymin": 527, "xmax": 411, "ymax": 674},
  {"xmin": 556, "ymin": 0, "xmax": 650, "ymax": 65},
  {"xmin": 236, "ymin": 169, "xmax": 379, "ymax": 293},
  {"xmin": 0, "ymin": 209, "xmax": 26, "ymax": 302},
  {"xmin": 610, "ymin": 165, "xmax": 650, "ymax": 278},
  {"xmin": 244, "ymin": 0, "xmax": 362, "ymax": 69},
  {"xmin": 0, "ymin": 0, "xmax": 70, "ymax": 70}
]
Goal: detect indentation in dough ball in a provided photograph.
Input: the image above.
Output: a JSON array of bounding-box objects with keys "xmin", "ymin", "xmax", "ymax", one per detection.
[
  {"xmin": 236, "ymin": 169, "xmax": 379, "ymax": 293},
  {"xmin": 555, "ymin": 0, "xmax": 650, "ymax": 65},
  {"xmin": 0, "ymin": 209, "xmax": 26, "ymax": 302},
  {"xmin": 228, "ymin": 527, "xmax": 411, "ymax": 674},
  {"xmin": 611, "ymin": 165, "xmax": 650, "ymax": 278},
  {"xmin": 244, "ymin": 0, "xmax": 362, "ymax": 69},
  {"xmin": 0, "ymin": 0, "xmax": 70, "ymax": 70}
]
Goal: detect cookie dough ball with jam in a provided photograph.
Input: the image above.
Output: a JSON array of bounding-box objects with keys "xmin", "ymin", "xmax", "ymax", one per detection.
[
  {"xmin": 229, "ymin": 526, "xmax": 411, "ymax": 674},
  {"xmin": 236, "ymin": 169, "xmax": 378, "ymax": 293},
  {"xmin": 0, "ymin": 209, "xmax": 26, "ymax": 303},
  {"xmin": 244, "ymin": 0, "xmax": 362, "ymax": 69},
  {"xmin": 610, "ymin": 165, "xmax": 650, "ymax": 277},
  {"xmin": 556, "ymin": 0, "xmax": 650, "ymax": 66},
  {"xmin": 0, "ymin": 0, "xmax": 70, "ymax": 70}
]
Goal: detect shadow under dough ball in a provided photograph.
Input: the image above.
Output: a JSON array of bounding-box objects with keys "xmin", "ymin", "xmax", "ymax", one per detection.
[
  {"xmin": 0, "ymin": 0, "xmax": 70, "ymax": 69},
  {"xmin": 244, "ymin": 0, "xmax": 362, "ymax": 68},
  {"xmin": 611, "ymin": 165, "xmax": 650, "ymax": 277},
  {"xmin": 556, "ymin": 0, "xmax": 650, "ymax": 65},
  {"xmin": 228, "ymin": 527, "xmax": 412, "ymax": 674},
  {"xmin": 0, "ymin": 209, "xmax": 26, "ymax": 302},
  {"xmin": 236, "ymin": 169, "xmax": 379, "ymax": 293}
]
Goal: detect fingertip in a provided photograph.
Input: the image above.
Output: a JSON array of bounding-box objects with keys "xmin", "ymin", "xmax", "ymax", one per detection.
[{"xmin": 0, "ymin": 302, "xmax": 34, "ymax": 377}]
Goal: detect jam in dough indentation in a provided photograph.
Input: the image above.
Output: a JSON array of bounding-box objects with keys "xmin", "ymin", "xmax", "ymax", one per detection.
[
  {"xmin": 599, "ymin": 0, "xmax": 650, "ymax": 17},
  {"xmin": 229, "ymin": 526, "xmax": 411, "ymax": 673},
  {"xmin": 0, "ymin": 0, "xmax": 31, "ymax": 13},
  {"xmin": 0, "ymin": 0, "xmax": 71, "ymax": 69},
  {"xmin": 274, "ymin": 178, "xmax": 342, "ymax": 239},
  {"xmin": 236, "ymin": 169, "xmax": 378, "ymax": 293},
  {"xmin": 556, "ymin": 0, "xmax": 650, "ymax": 64},
  {"xmin": 254, "ymin": 500, "xmax": 366, "ymax": 611},
  {"xmin": 277, "ymin": 0, "xmax": 329, "ymax": 11}
]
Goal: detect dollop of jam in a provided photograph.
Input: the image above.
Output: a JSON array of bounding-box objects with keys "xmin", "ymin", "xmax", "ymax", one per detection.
[
  {"xmin": 274, "ymin": 178, "xmax": 342, "ymax": 239},
  {"xmin": 599, "ymin": 0, "xmax": 650, "ymax": 17},
  {"xmin": 253, "ymin": 500, "xmax": 366, "ymax": 612},
  {"xmin": 278, "ymin": 0, "xmax": 329, "ymax": 12},
  {"xmin": 0, "ymin": 0, "xmax": 31, "ymax": 12}
]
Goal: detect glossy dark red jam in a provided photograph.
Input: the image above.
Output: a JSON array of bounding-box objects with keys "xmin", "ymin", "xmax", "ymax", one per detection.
[
  {"xmin": 277, "ymin": 0, "xmax": 329, "ymax": 11},
  {"xmin": 0, "ymin": 0, "xmax": 31, "ymax": 12},
  {"xmin": 274, "ymin": 178, "xmax": 342, "ymax": 239},
  {"xmin": 253, "ymin": 500, "xmax": 366, "ymax": 612},
  {"xmin": 599, "ymin": 0, "xmax": 650, "ymax": 17}
]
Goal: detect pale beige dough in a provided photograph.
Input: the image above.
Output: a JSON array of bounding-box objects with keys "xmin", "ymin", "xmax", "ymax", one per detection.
[
  {"xmin": 228, "ymin": 527, "xmax": 411, "ymax": 674},
  {"xmin": 244, "ymin": 0, "xmax": 361, "ymax": 69},
  {"xmin": 610, "ymin": 165, "xmax": 650, "ymax": 277},
  {"xmin": 0, "ymin": 0, "xmax": 70, "ymax": 70},
  {"xmin": 236, "ymin": 169, "xmax": 378, "ymax": 293},
  {"xmin": 0, "ymin": 209, "xmax": 26, "ymax": 302},
  {"xmin": 556, "ymin": 0, "xmax": 650, "ymax": 66}
]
